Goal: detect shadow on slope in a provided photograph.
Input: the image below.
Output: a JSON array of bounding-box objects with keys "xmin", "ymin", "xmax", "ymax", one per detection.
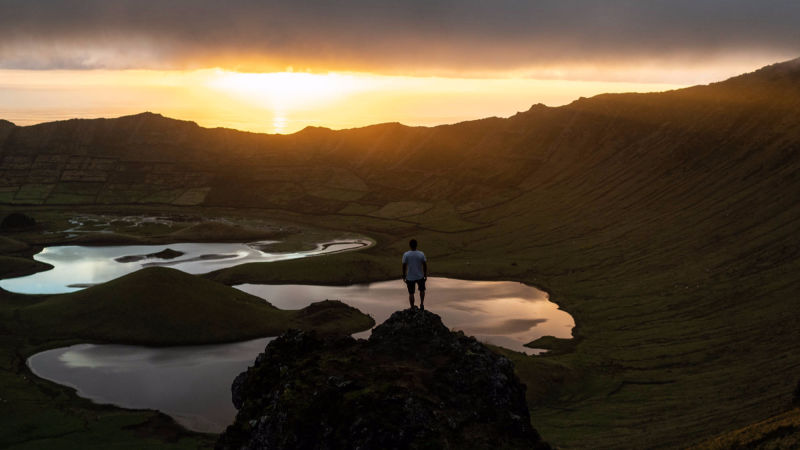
[{"xmin": 5, "ymin": 266, "xmax": 374, "ymax": 345}]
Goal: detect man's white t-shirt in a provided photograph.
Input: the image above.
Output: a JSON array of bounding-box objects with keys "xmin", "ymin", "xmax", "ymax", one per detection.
[{"xmin": 402, "ymin": 250, "xmax": 426, "ymax": 281}]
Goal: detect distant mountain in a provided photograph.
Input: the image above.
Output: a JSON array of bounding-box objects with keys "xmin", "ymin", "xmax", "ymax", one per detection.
[
  {"xmin": 1, "ymin": 58, "xmax": 798, "ymax": 220},
  {"xmin": 0, "ymin": 58, "xmax": 798, "ymax": 218},
  {"xmin": 3, "ymin": 58, "xmax": 800, "ymax": 447}
]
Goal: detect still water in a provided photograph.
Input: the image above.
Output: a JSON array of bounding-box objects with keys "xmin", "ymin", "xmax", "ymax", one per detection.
[
  {"xmin": 236, "ymin": 278, "xmax": 573, "ymax": 353},
  {"xmin": 0, "ymin": 240, "xmax": 370, "ymax": 294},
  {"xmin": 21, "ymin": 243, "xmax": 573, "ymax": 434},
  {"xmin": 28, "ymin": 337, "xmax": 273, "ymax": 433}
]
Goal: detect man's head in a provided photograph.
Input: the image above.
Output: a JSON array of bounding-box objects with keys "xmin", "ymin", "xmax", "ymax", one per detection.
[{"xmin": 409, "ymin": 239, "xmax": 418, "ymax": 250}]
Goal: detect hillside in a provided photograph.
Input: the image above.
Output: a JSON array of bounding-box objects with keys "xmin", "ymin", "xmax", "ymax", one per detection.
[
  {"xmin": 2, "ymin": 58, "xmax": 800, "ymax": 447},
  {"xmin": 0, "ymin": 59, "xmax": 798, "ymax": 224},
  {"xmin": 3, "ymin": 267, "xmax": 374, "ymax": 345}
]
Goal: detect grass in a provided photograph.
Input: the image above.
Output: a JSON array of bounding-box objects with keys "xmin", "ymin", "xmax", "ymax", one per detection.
[
  {"xmin": 200, "ymin": 178, "xmax": 800, "ymax": 449},
  {"xmin": 0, "ymin": 264, "xmax": 373, "ymax": 448},
  {"xmin": 689, "ymin": 408, "xmax": 800, "ymax": 449},
  {"xmin": 2, "ymin": 60, "xmax": 800, "ymax": 448},
  {"xmin": 7, "ymin": 267, "xmax": 373, "ymax": 345},
  {"xmin": 0, "ymin": 332, "xmax": 216, "ymax": 449},
  {"xmin": 0, "ymin": 255, "xmax": 51, "ymax": 279}
]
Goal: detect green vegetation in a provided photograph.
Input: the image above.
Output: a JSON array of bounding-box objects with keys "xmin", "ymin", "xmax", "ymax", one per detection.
[
  {"xmin": 524, "ymin": 335, "xmax": 577, "ymax": 355},
  {"xmin": 0, "ymin": 255, "xmax": 51, "ymax": 279},
  {"xmin": 1, "ymin": 59, "xmax": 800, "ymax": 447},
  {"xmin": 0, "ymin": 235, "xmax": 28, "ymax": 253},
  {"xmin": 690, "ymin": 408, "xmax": 800, "ymax": 449},
  {"xmin": 8, "ymin": 267, "xmax": 373, "ymax": 345},
  {"xmin": 0, "ymin": 266, "xmax": 373, "ymax": 448},
  {"xmin": 0, "ymin": 324, "xmax": 216, "ymax": 449}
]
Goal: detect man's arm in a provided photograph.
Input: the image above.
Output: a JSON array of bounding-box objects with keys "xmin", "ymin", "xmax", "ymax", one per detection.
[
  {"xmin": 423, "ymin": 261, "xmax": 428, "ymax": 280},
  {"xmin": 402, "ymin": 262, "xmax": 407, "ymax": 281}
]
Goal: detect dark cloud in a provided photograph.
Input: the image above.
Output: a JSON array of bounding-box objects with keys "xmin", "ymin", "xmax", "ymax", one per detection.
[{"xmin": 0, "ymin": 0, "xmax": 798, "ymax": 74}]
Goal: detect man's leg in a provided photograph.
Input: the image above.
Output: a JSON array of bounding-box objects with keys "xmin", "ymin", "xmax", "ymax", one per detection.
[
  {"xmin": 409, "ymin": 293, "xmax": 415, "ymax": 309},
  {"xmin": 406, "ymin": 280, "xmax": 416, "ymax": 309},
  {"xmin": 418, "ymin": 279, "xmax": 426, "ymax": 311}
]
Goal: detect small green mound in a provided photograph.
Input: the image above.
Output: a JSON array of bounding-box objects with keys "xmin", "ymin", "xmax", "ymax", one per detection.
[
  {"xmin": 14, "ymin": 267, "xmax": 373, "ymax": 345},
  {"xmin": 525, "ymin": 335, "xmax": 577, "ymax": 355},
  {"xmin": 0, "ymin": 255, "xmax": 51, "ymax": 279},
  {"xmin": 1, "ymin": 212, "xmax": 36, "ymax": 230},
  {"xmin": 0, "ymin": 235, "xmax": 28, "ymax": 254}
]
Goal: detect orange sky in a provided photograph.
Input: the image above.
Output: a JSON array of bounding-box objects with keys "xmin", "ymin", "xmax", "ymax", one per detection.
[
  {"xmin": 2, "ymin": 2, "xmax": 796, "ymax": 133},
  {"xmin": 0, "ymin": 67, "xmax": 738, "ymax": 134}
]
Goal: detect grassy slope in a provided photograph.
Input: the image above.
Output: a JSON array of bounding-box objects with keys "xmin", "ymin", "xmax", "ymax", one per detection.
[
  {"xmin": 205, "ymin": 62, "xmax": 800, "ymax": 448},
  {"xmin": 2, "ymin": 59, "xmax": 800, "ymax": 448},
  {"xmin": 468, "ymin": 71, "xmax": 800, "ymax": 446},
  {"xmin": 0, "ymin": 267, "xmax": 373, "ymax": 448},
  {"xmin": 690, "ymin": 407, "xmax": 800, "ymax": 449},
  {"xmin": 12, "ymin": 267, "xmax": 373, "ymax": 344}
]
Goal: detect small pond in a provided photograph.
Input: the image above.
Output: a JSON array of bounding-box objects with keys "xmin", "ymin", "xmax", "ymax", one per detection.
[
  {"xmin": 28, "ymin": 337, "xmax": 274, "ymax": 433},
  {"xmin": 0, "ymin": 240, "xmax": 370, "ymax": 294},
  {"xmin": 20, "ymin": 243, "xmax": 574, "ymax": 434},
  {"xmin": 236, "ymin": 278, "xmax": 573, "ymax": 353}
]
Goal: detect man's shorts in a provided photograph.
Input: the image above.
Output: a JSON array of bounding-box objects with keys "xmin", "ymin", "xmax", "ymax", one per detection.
[{"xmin": 405, "ymin": 278, "xmax": 426, "ymax": 294}]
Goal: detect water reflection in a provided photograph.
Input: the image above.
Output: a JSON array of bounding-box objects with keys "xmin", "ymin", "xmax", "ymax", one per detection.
[
  {"xmin": 0, "ymin": 240, "xmax": 370, "ymax": 294},
  {"xmin": 28, "ymin": 277, "xmax": 573, "ymax": 434},
  {"xmin": 28, "ymin": 338, "xmax": 274, "ymax": 433},
  {"xmin": 236, "ymin": 277, "xmax": 574, "ymax": 354}
]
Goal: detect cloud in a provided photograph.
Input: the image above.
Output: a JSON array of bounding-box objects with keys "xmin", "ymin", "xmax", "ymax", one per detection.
[{"xmin": 0, "ymin": 0, "xmax": 798, "ymax": 78}]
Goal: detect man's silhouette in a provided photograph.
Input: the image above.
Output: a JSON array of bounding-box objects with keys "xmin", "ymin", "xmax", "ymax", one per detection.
[{"xmin": 402, "ymin": 239, "xmax": 428, "ymax": 310}]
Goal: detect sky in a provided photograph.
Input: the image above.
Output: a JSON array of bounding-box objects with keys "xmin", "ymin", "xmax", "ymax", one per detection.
[{"xmin": 1, "ymin": 0, "xmax": 798, "ymax": 133}]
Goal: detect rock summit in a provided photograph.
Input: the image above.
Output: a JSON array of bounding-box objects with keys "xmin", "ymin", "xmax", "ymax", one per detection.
[{"xmin": 217, "ymin": 308, "xmax": 550, "ymax": 450}]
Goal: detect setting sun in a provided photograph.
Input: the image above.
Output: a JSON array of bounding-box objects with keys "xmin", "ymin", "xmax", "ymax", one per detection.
[
  {"xmin": 2, "ymin": 1, "xmax": 799, "ymax": 448},
  {"xmin": 207, "ymin": 70, "xmax": 375, "ymax": 111},
  {"xmin": 0, "ymin": 68, "xmax": 690, "ymax": 134}
]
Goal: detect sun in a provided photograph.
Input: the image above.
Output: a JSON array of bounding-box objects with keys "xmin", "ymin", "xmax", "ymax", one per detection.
[{"xmin": 207, "ymin": 70, "xmax": 374, "ymax": 112}]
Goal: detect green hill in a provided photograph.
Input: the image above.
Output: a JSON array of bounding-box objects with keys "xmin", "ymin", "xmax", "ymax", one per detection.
[
  {"xmin": 0, "ymin": 267, "xmax": 373, "ymax": 449},
  {"xmin": 2, "ymin": 57, "xmax": 800, "ymax": 447},
  {"xmin": 8, "ymin": 267, "xmax": 374, "ymax": 345}
]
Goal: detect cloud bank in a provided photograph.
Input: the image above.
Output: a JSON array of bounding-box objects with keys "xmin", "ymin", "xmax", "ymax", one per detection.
[{"xmin": 1, "ymin": 0, "xmax": 798, "ymax": 78}]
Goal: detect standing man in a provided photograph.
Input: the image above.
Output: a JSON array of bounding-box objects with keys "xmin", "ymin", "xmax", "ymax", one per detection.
[{"xmin": 402, "ymin": 239, "xmax": 428, "ymax": 310}]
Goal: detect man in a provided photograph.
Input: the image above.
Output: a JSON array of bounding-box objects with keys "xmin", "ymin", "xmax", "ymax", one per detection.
[{"xmin": 402, "ymin": 239, "xmax": 428, "ymax": 310}]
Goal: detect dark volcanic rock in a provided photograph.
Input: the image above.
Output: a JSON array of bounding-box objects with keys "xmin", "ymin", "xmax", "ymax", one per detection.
[
  {"xmin": 1, "ymin": 212, "xmax": 36, "ymax": 230},
  {"xmin": 217, "ymin": 309, "xmax": 550, "ymax": 450}
]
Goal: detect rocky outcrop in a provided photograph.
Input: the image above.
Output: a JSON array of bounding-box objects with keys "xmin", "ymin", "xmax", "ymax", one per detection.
[{"xmin": 217, "ymin": 309, "xmax": 549, "ymax": 450}]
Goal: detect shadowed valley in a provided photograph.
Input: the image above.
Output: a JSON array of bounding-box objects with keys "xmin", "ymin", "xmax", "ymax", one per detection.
[{"xmin": 2, "ymin": 58, "xmax": 800, "ymax": 448}]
